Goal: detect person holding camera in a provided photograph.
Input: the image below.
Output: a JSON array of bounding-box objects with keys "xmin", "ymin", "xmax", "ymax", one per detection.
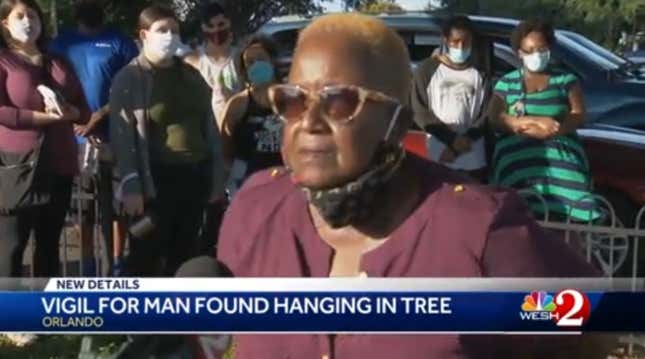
[{"xmin": 109, "ymin": 5, "xmax": 226, "ymax": 276}]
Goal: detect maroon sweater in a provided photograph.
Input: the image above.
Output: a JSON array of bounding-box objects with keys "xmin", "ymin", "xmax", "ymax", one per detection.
[
  {"xmin": 0, "ymin": 49, "xmax": 90, "ymax": 176},
  {"xmin": 218, "ymin": 155, "xmax": 598, "ymax": 359}
]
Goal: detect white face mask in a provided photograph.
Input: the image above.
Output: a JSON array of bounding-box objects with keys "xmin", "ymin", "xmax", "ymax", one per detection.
[
  {"xmin": 522, "ymin": 50, "xmax": 550, "ymax": 73},
  {"xmin": 447, "ymin": 47, "xmax": 471, "ymax": 64},
  {"xmin": 145, "ymin": 30, "xmax": 179, "ymax": 61},
  {"xmin": 7, "ymin": 16, "xmax": 40, "ymax": 44}
]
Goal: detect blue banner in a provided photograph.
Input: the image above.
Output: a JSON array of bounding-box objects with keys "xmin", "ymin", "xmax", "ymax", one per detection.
[{"xmin": 0, "ymin": 290, "xmax": 643, "ymax": 333}]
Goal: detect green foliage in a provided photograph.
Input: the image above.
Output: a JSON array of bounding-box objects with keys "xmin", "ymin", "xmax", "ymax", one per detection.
[
  {"xmin": 34, "ymin": 0, "xmax": 174, "ymax": 37},
  {"xmin": 0, "ymin": 335, "xmax": 127, "ymax": 359},
  {"xmin": 227, "ymin": 0, "xmax": 322, "ymax": 35},
  {"xmin": 360, "ymin": 0, "xmax": 404, "ymax": 14},
  {"xmin": 430, "ymin": 0, "xmax": 645, "ymax": 49},
  {"xmin": 35, "ymin": 0, "xmax": 323, "ymax": 40},
  {"xmin": 344, "ymin": 0, "xmax": 375, "ymax": 11},
  {"xmin": 431, "ymin": 0, "xmax": 480, "ymax": 14},
  {"xmin": 23, "ymin": 0, "xmax": 645, "ymax": 49},
  {"xmin": 175, "ymin": 0, "xmax": 324, "ymax": 41}
]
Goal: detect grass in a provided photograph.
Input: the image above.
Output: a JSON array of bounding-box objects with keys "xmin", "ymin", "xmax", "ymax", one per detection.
[{"xmin": 0, "ymin": 335, "xmax": 126, "ymax": 359}]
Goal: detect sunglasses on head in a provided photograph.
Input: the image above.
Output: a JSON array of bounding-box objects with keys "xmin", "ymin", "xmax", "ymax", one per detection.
[{"xmin": 267, "ymin": 84, "xmax": 401, "ymax": 124}]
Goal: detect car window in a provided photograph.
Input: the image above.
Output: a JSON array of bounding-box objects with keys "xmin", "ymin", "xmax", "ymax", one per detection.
[
  {"xmin": 557, "ymin": 33, "xmax": 622, "ymax": 71},
  {"xmin": 492, "ymin": 43, "xmax": 518, "ymax": 79},
  {"xmin": 559, "ymin": 31, "xmax": 628, "ymax": 68},
  {"xmin": 266, "ymin": 29, "xmax": 300, "ymax": 81},
  {"xmin": 271, "ymin": 29, "xmax": 300, "ymax": 57},
  {"xmin": 268, "ymin": 27, "xmax": 442, "ymax": 70},
  {"xmin": 400, "ymin": 31, "xmax": 441, "ymax": 64}
]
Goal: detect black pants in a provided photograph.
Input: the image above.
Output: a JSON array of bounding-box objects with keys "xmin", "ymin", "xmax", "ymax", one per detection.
[
  {"xmin": 125, "ymin": 162, "xmax": 211, "ymax": 277},
  {"xmin": 0, "ymin": 176, "xmax": 73, "ymax": 277}
]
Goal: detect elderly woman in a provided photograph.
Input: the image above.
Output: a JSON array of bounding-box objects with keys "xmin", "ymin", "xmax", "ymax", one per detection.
[{"xmin": 217, "ymin": 14, "xmax": 603, "ymax": 359}]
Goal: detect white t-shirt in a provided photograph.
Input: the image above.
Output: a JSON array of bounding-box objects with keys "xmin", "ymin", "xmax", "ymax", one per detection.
[
  {"xmin": 427, "ymin": 64, "xmax": 487, "ymax": 171},
  {"xmin": 196, "ymin": 46, "xmax": 241, "ymax": 120}
]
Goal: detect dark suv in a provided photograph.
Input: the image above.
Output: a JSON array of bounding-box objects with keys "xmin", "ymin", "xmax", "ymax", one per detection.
[{"xmin": 259, "ymin": 13, "xmax": 645, "ymax": 224}]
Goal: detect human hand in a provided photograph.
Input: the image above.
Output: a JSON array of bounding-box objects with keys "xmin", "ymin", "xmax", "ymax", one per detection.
[
  {"xmin": 524, "ymin": 116, "xmax": 560, "ymax": 134},
  {"xmin": 123, "ymin": 194, "xmax": 145, "ymax": 217},
  {"xmin": 452, "ymin": 136, "xmax": 472, "ymax": 154},
  {"xmin": 74, "ymin": 109, "xmax": 106, "ymax": 136},
  {"xmin": 518, "ymin": 123, "xmax": 557, "ymax": 140},
  {"xmin": 439, "ymin": 148, "xmax": 457, "ymax": 163},
  {"xmin": 49, "ymin": 103, "xmax": 80, "ymax": 122}
]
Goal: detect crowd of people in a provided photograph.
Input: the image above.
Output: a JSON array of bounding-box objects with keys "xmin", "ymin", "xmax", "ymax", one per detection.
[
  {"xmin": 0, "ymin": 0, "xmax": 598, "ymax": 286},
  {"xmin": 0, "ymin": 0, "xmax": 612, "ymax": 355}
]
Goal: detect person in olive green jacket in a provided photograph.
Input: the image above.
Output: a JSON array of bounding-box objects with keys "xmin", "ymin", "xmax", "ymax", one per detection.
[{"xmin": 109, "ymin": 5, "xmax": 226, "ymax": 276}]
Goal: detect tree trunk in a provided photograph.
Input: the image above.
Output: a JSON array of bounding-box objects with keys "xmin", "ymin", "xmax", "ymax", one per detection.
[
  {"xmin": 607, "ymin": 13, "xmax": 615, "ymax": 50},
  {"xmin": 50, "ymin": 0, "xmax": 58, "ymax": 37}
]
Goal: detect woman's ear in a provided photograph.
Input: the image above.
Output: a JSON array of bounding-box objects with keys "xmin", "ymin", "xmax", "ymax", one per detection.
[
  {"xmin": 0, "ymin": 20, "xmax": 11, "ymax": 41},
  {"xmin": 139, "ymin": 29, "xmax": 147, "ymax": 43}
]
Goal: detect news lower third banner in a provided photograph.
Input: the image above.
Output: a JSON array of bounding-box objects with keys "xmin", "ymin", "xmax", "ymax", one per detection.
[{"xmin": 0, "ymin": 278, "xmax": 644, "ymax": 333}]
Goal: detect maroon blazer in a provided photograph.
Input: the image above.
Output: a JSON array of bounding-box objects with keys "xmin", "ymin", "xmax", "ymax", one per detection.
[{"xmin": 218, "ymin": 154, "xmax": 598, "ymax": 359}]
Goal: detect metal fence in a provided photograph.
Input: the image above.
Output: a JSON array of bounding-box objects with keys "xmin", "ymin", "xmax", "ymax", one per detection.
[
  {"xmin": 516, "ymin": 189, "xmax": 645, "ymax": 355},
  {"xmin": 517, "ymin": 189, "xmax": 645, "ymax": 281},
  {"xmin": 20, "ymin": 182, "xmax": 645, "ymax": 281}
]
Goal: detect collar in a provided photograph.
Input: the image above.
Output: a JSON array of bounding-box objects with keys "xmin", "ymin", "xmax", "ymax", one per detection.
[
  {"xmin": 134, "ymin": 52, "xmax": 181, "ymax": 72},
  {"xmin": 134, "ymin": 52, "xmax": 154, "ymax": 71}
]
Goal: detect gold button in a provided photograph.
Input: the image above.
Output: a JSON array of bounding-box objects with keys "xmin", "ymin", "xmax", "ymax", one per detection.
[
  {"xmin": 270, "ymin": 168, "xmax": 281, "ymax": 177},
  {"xmin": 454, "ymin": 184, "xmax": 465, "ymax": 193}
]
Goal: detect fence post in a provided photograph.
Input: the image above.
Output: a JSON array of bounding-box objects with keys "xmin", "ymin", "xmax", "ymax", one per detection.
[
  {"xmin": 574, "ymin": 194, "xmax": 619, "ymax": 277},
  {"xmin": 635, "ymin": 206, "xmax": 645, "ymax": 289}
]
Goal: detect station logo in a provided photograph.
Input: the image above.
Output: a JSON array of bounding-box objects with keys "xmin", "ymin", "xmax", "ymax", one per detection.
[{"xmin": 520, "ymin": 290, "xmax": 590, "ymax": 327}]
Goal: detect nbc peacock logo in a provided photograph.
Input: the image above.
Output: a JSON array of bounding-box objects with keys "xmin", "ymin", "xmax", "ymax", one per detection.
[
  {"xmin": 522, "ymin": 291, "xmax": 557, "ymax": 312},
  {"xmin": 519, "ymin": 289, "xmax": 591, "ymax": 327}
]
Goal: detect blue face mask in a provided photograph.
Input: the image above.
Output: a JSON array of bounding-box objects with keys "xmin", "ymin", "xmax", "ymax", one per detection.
[
  {"xmin": 447, "ymin": 46, "xmax": 471, "ymax": 64},
  {"xmin": 247, "ymin": 61, "xmax": 274, "ymax": 86}
]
